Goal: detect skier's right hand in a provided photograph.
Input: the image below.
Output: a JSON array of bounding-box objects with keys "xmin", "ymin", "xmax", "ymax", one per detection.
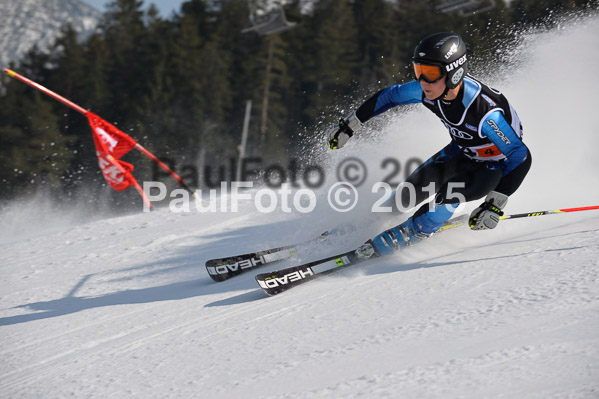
[{"xmin": 327, "ymin": 111, "xmax": 363, "ymax": 150}]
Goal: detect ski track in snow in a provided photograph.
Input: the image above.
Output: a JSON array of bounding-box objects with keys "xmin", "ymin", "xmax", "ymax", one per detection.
[{"xmin": 2, "ymin": 14, "xmax": 599, "ymax": 399}]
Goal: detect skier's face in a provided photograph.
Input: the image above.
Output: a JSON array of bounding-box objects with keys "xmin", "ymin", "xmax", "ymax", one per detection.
[{"xmin": 420, "ymin": 75, "xmax": 447, "ymax": 100}]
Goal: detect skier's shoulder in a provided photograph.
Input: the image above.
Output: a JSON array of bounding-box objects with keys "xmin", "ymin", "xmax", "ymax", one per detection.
[
  {"xmin": 378, "ymin": 80, "xmax": 423, "ymax": 104},
  {"xmin": 464, "ymin": 75, "xmax": 510, "ymax": 117},
  {"xmin": 383, "ymin": 80, "xmax": 422, "ymax": 95},
  {"xmin": 467, "ymin": 75, "xmax": 510, "ymax": 103}
]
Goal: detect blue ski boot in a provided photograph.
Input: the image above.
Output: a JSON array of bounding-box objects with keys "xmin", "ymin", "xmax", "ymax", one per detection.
[
  {"xmin": 369, "ymin": 217, "xmax": 432, "ymax": 256},
  {"xmin": 369, "ymin": 203, "xmax": 458, "ymax": 256}
]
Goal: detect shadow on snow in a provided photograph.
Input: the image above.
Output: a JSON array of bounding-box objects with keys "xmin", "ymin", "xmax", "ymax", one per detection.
[{"xmin": 2, "ymin": 221, "xmax": 595, "ymax": 326}]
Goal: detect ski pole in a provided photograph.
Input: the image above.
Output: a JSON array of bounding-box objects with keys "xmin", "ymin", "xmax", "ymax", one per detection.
[{"xmin": 500, "ymin": 205, "xmax": 599, "ymax": 220}]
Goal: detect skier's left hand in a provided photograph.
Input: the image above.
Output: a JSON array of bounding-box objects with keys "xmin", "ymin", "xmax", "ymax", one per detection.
[{"xmin": 469, "ymin": 191, "xmax": 508, "ymax": 230}]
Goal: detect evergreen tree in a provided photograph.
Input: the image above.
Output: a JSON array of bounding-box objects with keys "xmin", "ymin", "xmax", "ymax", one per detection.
[
  {"xmin": 301, "ymin": 0, "xmax": 360, "ymax": 126},
  {"xmin": 103, "ymin": 0, "xmax": 150, "ymax": 122},
  {"xmin": 353, "ymin": 0, "xmax": 404, "ymax": 92},
  {"xmin": 47, "ymin": 25, "xmax": 99, "ymax": 188},
  {"xmin": 0, "ymin": 74, "xmax": 75, "ymax": 199}
]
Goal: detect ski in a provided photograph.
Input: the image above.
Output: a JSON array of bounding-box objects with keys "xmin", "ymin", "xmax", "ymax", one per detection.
[
  {"xmin": 205, "ymin": 231, "xmax": 334, "ymax": 282},
  {"xmin": 206, "ymin": 245, "xmax": 299, "ymax": 282},
  {"xmin": 255, "ymin": 215, "xmax": 469, "ymax": 296},
  {"xmin": 206, "ymin": 221, "xmax": 364, "ymax": 282},
  {"xmin": 255, "ymin": 249, "xmax": 368, "ymax": 296}
]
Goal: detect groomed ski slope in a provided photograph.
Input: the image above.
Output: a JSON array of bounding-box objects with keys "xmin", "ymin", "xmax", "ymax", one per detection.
[
  {"xmin": 2, "ymin": 14, "xmax": 599, "ymax": 399},
  {"xmin": 1, "ymin": 207, "xmax": 598, "ymax": 398}
]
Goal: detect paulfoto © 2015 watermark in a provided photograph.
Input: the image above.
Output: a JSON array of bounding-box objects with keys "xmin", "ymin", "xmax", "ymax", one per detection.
[
  {"xmin": 143, "ymin": 180, "xmax": 467, "ymax": 215},
  {"xmin": 140, "ymin": 156, "xmax": 471, "ymax": 215}
]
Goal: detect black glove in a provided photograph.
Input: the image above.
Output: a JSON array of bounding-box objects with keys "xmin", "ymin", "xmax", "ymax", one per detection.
[{"xmin": 326, "ymin": 111, "xmax": 363, "ymax": 150}]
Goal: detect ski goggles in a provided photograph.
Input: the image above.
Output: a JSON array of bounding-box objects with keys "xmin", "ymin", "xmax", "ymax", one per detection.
[{"xmin": 413, "ymin": 63, "xmax": 445, "ymax": 83}]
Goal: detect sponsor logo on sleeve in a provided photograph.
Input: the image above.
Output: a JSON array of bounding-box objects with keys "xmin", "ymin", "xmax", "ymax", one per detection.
[
  {"xmin": 481, "ymin": 94, "xmax": 496, "ymax": 106},
  {"xmin": 486, "ymin": 120, "xmax": 511, "ymax": 144}
]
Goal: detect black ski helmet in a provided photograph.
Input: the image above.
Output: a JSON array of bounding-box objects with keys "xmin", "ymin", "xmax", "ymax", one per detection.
[{"xmin": 413, "ymin": 32, "xmax": 467, "ymax": 90}]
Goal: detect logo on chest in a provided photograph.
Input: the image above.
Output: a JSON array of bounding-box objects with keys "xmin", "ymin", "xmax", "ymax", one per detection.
[{"xmin": 441, "ymin": 120, "xmax": 474, "ymax": 140}]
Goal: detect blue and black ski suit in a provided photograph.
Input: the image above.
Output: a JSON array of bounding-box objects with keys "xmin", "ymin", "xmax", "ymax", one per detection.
[{"xmin": 355, "ymin": 75, "xmax": 532, "ymax": 234}]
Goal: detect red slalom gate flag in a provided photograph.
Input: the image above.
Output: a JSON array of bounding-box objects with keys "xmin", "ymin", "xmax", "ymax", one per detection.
[
  {"xmin": 87, "ymin": 112, "xmax": 138, "ymax": 191},
  {"xmin": 4, "ymin": 68, "xmax": 198, "ymax": 210}
]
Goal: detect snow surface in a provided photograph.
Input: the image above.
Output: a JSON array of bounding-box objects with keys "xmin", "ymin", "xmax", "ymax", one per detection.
[{"xmin": 2, "ymin": 15, "xmax": 599, "ymax": 399}]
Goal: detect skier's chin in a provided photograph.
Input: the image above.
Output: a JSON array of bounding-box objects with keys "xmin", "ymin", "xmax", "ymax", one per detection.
[
  {"xmin": 420, "ymin": 80, "xmax": 446, "ymax": 101},
  {"xmin": 424, "ymin": 91, "xmax": 441, "ymax": 101}
]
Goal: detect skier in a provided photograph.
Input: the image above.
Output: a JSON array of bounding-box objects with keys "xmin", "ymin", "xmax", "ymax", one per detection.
[{"xmin": 325, "ymin": 32, "xmax": 531, "ymax": 256}]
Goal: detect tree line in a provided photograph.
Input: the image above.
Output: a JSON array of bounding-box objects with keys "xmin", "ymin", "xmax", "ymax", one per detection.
[{"xmin": 0, "ymin": 0, "xmax": 595, "ymax": 205}]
